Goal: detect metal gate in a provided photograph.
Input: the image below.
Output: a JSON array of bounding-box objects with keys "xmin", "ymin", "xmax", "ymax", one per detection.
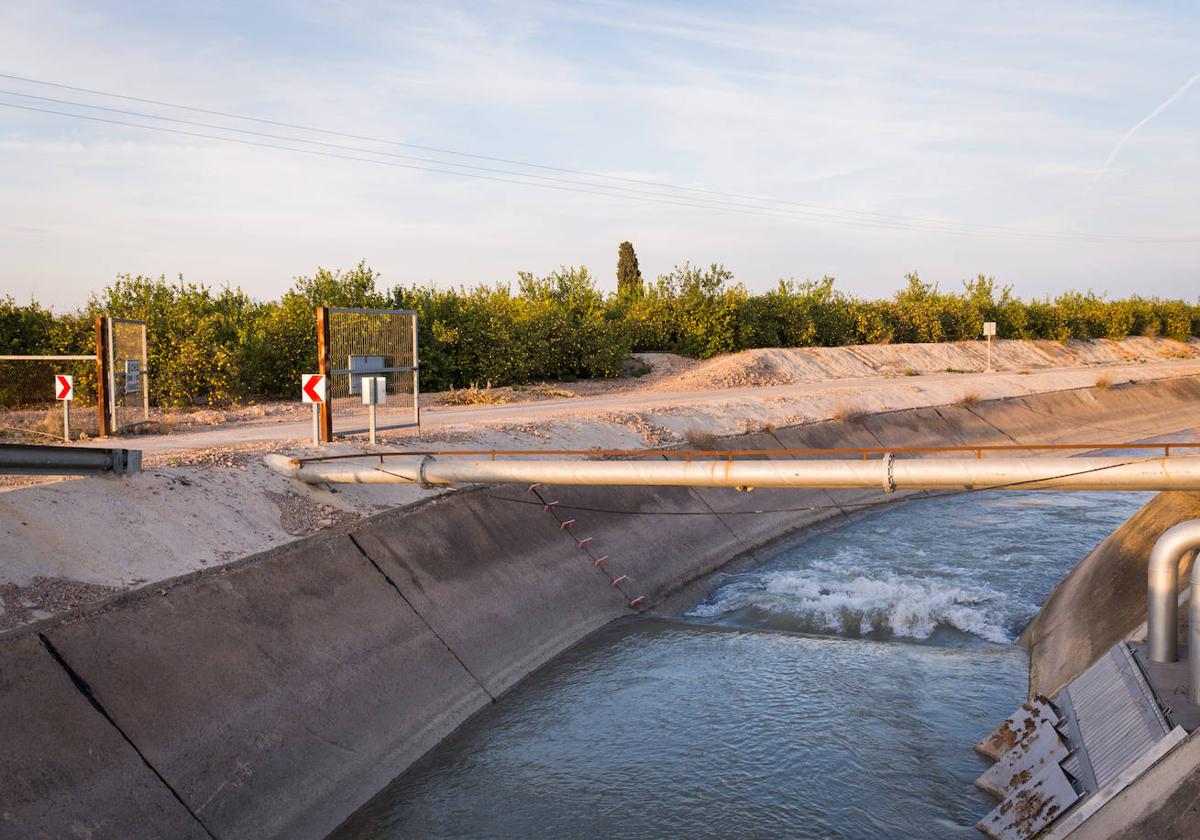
[
  {"xmin": 317, "ymin": 307, "xmax": 418, "ymax": 440},
  {"xmin": 100, "ymin": 317, "xmax": 149, "ymax": 435}
]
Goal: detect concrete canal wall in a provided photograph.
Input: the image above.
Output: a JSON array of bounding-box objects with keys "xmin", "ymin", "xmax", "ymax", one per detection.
[
  {"xmin": 1020, "ymin": 489, "xmax": 1200, "ymax": 698},
  {"xmin": 3, "ymin": 375, "xmax": 1200, "ymax": 840}
]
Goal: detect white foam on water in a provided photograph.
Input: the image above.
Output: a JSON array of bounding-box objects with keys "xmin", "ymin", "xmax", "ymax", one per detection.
[{"xmin": 689, "ymin": 568, "xmax": 1013, "ymax": 644}]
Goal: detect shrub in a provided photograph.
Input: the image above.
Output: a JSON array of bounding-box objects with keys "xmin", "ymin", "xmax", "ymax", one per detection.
[{"xmin": 7, "ymin": 263, "xmax": 1199, "ymax": 408}]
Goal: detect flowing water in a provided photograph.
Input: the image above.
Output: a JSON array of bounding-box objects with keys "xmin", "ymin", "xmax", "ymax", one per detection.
[{"xmin": 333, "ymin": 489, "xmax": 1151, "ymax": 839}]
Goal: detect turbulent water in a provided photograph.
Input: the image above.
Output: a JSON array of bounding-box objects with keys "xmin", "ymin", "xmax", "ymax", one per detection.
[{"xmin": 332, "ymin": 489, "xmax": 1151, "ymax": 839}]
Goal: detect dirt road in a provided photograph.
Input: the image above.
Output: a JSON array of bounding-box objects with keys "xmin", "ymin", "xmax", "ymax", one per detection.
[{"xmin": 87, "ymin": 358, "xmax": 1200, "ymax": 457}]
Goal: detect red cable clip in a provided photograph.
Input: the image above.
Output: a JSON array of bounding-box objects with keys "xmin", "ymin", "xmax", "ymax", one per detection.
[
  {"xmin": 560, "ymin": 519, "xmax": 576, "ymax": 530},
  {"xmin": 543, "ymin": 500, "xmax": 559, "ymax": 511},
  {"xmin": 628, "ymin": 596, "xmax": 646, "ymax": 608},
  {"xmin": 593, "ymin": 555, "xmax": 608, "ymax": 568},
  {"xmin": 528, "ymin": 483, "xmax": 542, "ymax": 493},
  {"xmin": 611, "ymin": 575, "xmax": 627, "ymax": 587},
  {"xmin": 576, "ymin": 536, "xmax": 593, "ymax": 548}
]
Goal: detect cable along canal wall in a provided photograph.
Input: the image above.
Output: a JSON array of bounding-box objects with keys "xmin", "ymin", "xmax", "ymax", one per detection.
[{"xmin": 2, "ymin": 375, "xmax": 1200, "ymax": 840}]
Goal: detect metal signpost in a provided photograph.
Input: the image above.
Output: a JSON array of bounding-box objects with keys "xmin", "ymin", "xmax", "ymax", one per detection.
[
  {"xmin": 55, "ymin": 374, "xmax": 73, "ymax": 441},
  {"xmin": 361, "ymin": 376, "xmax": 386, "ymax": 445},
  {"xmin": 983, "ymin": 321, "xmax": 997, "ymax": 371},
  {"xmin": 301, "ymin": 374, "xmax": 326, "ymax": 446}
]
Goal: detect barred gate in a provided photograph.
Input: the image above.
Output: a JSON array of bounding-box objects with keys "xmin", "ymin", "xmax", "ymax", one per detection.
[
  {"xmin": 99, "ymin": 317, "xmax": 149, "ymax": 435},
  {"xmin": 317, "ymin": 307, "xmax": 419, "ymax": 441}
]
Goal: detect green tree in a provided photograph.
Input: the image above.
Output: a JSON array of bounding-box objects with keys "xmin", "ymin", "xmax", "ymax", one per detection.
[{"xmin": 616, "ymin": 241, "xmax": 644, "ymax": 298}]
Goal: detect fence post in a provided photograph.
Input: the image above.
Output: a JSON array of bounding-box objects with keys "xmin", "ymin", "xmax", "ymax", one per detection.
[
  {"xmin": 412, "ymin": 313, "xmax": 420, "ymax": 431},
  {"xmin": 95, "ymin": 316, "xmax": 110, "ymax": 438},
  {"xmin": 316, "ymin": 306, "xmax": 333, "ymax": 443}
]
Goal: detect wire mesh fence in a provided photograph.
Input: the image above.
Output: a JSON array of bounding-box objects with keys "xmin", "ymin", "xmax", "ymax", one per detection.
[
  {"xmin": 0, "ymin": 356, "xmax": 100, "ymax": 440},
  {"xmin": 324, "ymin": 308, "xmax": 419, "ymax": 435},
  {"xmin": 105, "ymin": 318, "xmax": 149, "ymax": 433}
]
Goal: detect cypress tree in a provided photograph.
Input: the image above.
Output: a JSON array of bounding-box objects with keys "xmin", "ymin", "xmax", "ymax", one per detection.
[{"xmin": 616, "ymin": 241, "xmax": 644, "ymax": 298}]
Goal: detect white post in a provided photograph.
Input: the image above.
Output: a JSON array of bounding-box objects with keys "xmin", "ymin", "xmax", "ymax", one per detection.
[
  {"xmin": 62, "ymin": 400, "xmax": 70, "ymax": 442},
  {"xmin": 312, "ymin": 404, "xmax": 320, "ymax": 447},
  {"xmin": 411, "ymin": 313, "xmax": 420, "ymax": 431},
  {"xmin": 141, "ymin": 323, "xmax": 150, "ymax": 420},
  {"xmin": 361, "ymin": 375, "xmax": 385, "ymax": 446},
  {"xmin": 983, "ymin": 322, "xmax": 997, "ymax": 372},
  {"xmin": 987, "ymin": 335, "xmax": 992, "ymax": 372}
]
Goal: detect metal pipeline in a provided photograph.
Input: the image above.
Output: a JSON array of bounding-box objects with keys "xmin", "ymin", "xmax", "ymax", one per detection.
[
  {"xmin": 265, "ymin": 453, "xmax": 1200, "ymax": 491},
  {"xmin": 1146, "ymin": 520, "xmax": 1200, "ymax": 664}
]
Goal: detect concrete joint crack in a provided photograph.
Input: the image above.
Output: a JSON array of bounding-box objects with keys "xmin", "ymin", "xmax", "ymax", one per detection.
[
  {"xmin": 37, "ymin": 633, "xmax": 218, "ymax": 839},
  {"xmin": 346, "ymin": 534, "xmax": 496, "ymax": 702}
]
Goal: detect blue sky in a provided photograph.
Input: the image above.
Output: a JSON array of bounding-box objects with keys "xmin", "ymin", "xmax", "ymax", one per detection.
[{"xmin": 0, "ymin": 0, "xmax": 1197, "ymax": 310}]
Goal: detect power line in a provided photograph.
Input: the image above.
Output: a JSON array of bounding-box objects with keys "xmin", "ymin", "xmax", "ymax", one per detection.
[
  {"xmin": 1, "ymin": 72, "xmax": 1195, "ymax": 244},
  {"xmin": 2, "ymin": 99, "xmax": 1083, "ymax": 238},
  {"xmin": 2, "ymin": 88, "xmax": 1051, "ymax": 237},
  {"xmin": 6, "ymin": 89, "xmax": 1177, "ymax": 242},
  {"xmin": 0, "ymin": 70, "xmax": 1169, "ymax": 242}
]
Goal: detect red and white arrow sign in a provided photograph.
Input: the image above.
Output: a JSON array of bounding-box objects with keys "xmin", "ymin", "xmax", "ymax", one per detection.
[
  {"xmin": 301, "ymin": 374, "xmax": 326, "ymax": 404},
  {"xmin": 55, "ymin": 374, "xmax": 74, "ymax": 401}
]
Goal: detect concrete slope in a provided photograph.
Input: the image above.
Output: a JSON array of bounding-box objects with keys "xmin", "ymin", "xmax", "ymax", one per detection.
[
  {"xmin": 4, "ymin": 376, "xmax": 1200, "ymax": 839},
  {"xmin": 0, "ymin": 634, "xmax": 210, "ymax": 840},
  {"xmin": 35, "ymin": 529, "xmax": 493, "ymax": 840},
  {"xmin": 1020, "ymin": 490, "xmax": 1200, "ymax": 698}
]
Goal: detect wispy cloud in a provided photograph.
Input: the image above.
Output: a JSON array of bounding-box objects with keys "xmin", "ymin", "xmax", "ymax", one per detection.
[
  {"xmin": 1100, "ymin": 69, "xmax": 1200, "ymax": 172},
  {"xmin": 0, "ymin": 0, "xmax": 1198, "ymax": 309}
]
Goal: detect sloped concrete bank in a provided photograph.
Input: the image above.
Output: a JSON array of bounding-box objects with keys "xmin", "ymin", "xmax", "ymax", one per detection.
[
  {"xmin": 3, "ymin": 376, "xmax": 1200, "ymax": 840},
  {"xmin": 1020, "ymin": 490, "xmax": 1200, "ymax": 698}
]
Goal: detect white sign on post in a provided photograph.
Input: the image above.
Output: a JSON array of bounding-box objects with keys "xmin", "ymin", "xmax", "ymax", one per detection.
[
  {"xmin": 55, "ymin": 375, "xmax": 73, "ymax": 442},
  {"xmin": 302, "ymin": 374, "xmax": 326, "ymax": 446},
  {"xmin": 360, "ymin": 376, "xmax": 387, "ymax": 406},
  {"xmin": 55, "ymin": 375, "xmax": 74, "ymax": 401},
  {"xmin": 125, "ymin": 359, "xmax": 141, "ymax": 393},
  {"xmin": 301, "ymin": 374, "xmax": 326, "ymax": 403},
  {"xmin": 983, "ymin": 322, "xmax": 997, "ymax": 337}
]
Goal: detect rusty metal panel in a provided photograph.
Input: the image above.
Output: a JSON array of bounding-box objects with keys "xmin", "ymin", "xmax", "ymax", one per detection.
[
  {"xmin": 975, "ymin": 696, "xmax": 1060, "ymax": 761},
  {"xmin": 976, "ymin": 717, "xmax": 1069, "ymax": 799},
  {"xmin": 976, "ymin": 762, "xmax": 1079, "ymax": 840}
]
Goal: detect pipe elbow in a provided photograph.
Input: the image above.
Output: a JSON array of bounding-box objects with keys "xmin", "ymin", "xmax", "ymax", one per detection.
[
  {"xmin": 1150, "ymin": 520, "xmax": 1200, "ymax": 581},
  {"xmin": 1147, "ymin": 519, "xmax": 1200, "ymax": 664}
]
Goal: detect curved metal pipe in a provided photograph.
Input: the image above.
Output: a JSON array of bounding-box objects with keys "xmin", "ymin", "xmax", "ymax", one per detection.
[{"xmin": 1147, "ymin": 520, "xmax": 1200, "ymax": 663}]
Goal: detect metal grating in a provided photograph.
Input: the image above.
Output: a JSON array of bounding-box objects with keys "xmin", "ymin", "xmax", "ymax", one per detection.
[
  {"xmin": 106, "ymin": 317, "xmax": 149, "ymax": 433},
  {"xmin": 1060, "ymin": 643, "xmax": 1170, "ymax": 789},
  {"xmin": 975, "ymin": 641, "xmax": 1180, "ymax": 838},
  {"xmin": 324, "ymin": 308, "xmax": 418, "ymax": 435}
]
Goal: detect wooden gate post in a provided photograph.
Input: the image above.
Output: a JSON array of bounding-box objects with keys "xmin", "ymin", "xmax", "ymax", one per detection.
[
  {"xmin": 95, "ymin": 316, "xmax": 110, "ymax": 438},
  {"xmin": 316, "ymin": 306, "xmax": 333, "ymax": 442}
]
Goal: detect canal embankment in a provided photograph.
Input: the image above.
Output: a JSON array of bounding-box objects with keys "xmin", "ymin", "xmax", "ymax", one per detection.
[{"xmin": 3, "ymin": 375, "xmax": 1200, "ymax": 839}]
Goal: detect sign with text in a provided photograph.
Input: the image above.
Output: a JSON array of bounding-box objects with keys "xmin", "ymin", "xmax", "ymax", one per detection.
[
  {"xmin": 983, "ymin": 321, "xmax": 997, "ymax": 337},
  {"xmin": 301, "ymin": 374, "xmax": 326, "ymax": 404},
  {"xmin": 125, "ymin": 359, "xmax": 141, "ymax": 393}
]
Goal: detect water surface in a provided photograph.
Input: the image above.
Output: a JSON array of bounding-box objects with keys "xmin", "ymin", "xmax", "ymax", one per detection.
[{"xmin": 334, "ymin": 489, "xmax": 1151, "ymax": 839}]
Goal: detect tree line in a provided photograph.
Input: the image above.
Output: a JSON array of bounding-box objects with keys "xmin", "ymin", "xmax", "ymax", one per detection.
[{"xmin": 2, "ymin": 246, "xmax": 1197, "ymax": 406}]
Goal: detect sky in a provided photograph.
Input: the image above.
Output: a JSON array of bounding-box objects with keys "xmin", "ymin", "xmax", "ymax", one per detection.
[{"xmin": 0, "ymin": 0, "xmax": 1197, "ymax": 311}]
